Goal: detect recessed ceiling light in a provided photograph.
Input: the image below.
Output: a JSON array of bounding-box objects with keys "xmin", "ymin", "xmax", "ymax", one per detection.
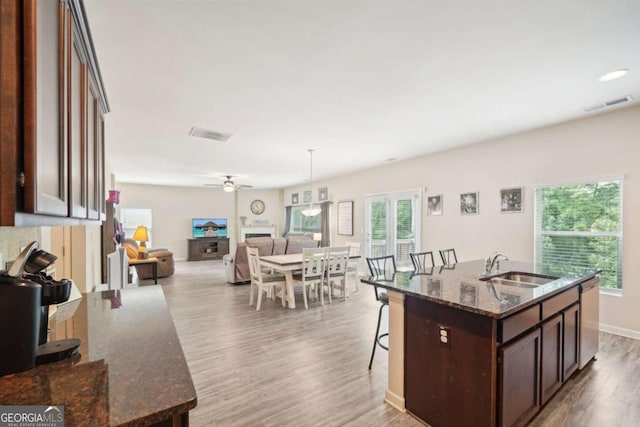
[{"xmin": 598, "ymin": 69, "xmax": 628, "ymax": 82}]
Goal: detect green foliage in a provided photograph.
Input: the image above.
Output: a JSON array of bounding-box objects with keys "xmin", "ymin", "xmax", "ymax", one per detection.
[
  {"xmin": 396, "ymin": 199, "xmax": 414, "ymax": 239},
  {"xmin": 539, "ymin": 181, "xmax": 621, "ymax": 289}
]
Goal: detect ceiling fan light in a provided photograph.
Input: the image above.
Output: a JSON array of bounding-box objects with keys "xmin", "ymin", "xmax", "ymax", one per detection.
[{"xmin": 223, "ymin": 182, "xmax": 235, "ymax": 192}]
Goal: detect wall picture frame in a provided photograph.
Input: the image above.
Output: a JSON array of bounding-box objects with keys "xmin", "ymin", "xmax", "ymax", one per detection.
[
  {"xmin": 460, "ymin": 192, "xmax": 479, "ymax": 215},
  {"xmin": 427, "ymin": 195, "xmax": 443, "ymax": 216},
  {"xmin": 303, "ymin": 190, "xmax": 312, "ymax": 203},
  {"xmin": 291, "ymin": 193, "xmax": 299, "ymax": 204},
  {"xmin": 318, "ymin": 187, "xmax": 328, "ymax": 201},
  {"xmin": 337, "ymin": 200, "xmax": 354, "ymax": 236},
  {"xmin": 500, "ymin": 187, "xmax": 523, "ymax": 213}
]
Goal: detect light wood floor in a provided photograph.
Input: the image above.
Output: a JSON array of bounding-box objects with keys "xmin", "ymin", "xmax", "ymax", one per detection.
[{"xmin": 153, "ymin": 260, "xmax": 640, "ymax": 427}]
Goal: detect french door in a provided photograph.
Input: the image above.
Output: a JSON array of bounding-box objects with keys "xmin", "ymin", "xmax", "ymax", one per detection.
[{"xmin": 365, "ymin": 190, "xmax": 421, "ymax": 271}]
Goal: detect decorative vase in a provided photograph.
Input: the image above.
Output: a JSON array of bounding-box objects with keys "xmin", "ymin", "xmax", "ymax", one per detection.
[
  {"xmin": 106, "ymin": 190, "xmax": 120, "ymax": 204},
  {"xmin": 240, "ymin": 216, "xmax": 247, "ymax": 226}
]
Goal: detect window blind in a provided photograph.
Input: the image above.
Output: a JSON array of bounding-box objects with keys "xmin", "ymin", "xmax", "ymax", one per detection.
[{"xmin": 533, "ymin": 180, "xmax": 623, "ymax": 290}]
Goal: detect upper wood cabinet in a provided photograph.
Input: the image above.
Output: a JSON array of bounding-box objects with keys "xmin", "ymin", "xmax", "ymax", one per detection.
[{"xmin": 0, "ymin": 0, "xmax": 109, "ymax": 226}]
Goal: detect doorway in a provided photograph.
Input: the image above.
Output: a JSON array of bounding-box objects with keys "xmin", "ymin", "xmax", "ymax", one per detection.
[{"xmin": 364, "ymin": 190, "xmax": 421, "ymax": 270}]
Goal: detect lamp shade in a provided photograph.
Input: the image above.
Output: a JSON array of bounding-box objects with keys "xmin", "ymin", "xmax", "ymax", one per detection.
[{"xmin": 132, "ymin": 226, "xmax": 149, "ymax": 242}]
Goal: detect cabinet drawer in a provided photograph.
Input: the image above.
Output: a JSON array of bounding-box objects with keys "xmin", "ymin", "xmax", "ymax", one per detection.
[
  {"xmin": 541, "ymin": 287, "xmax": 579, "ymax": 321},
  {"xmin": 499, "ymin": 304, "xmax": 540, "ymax": 344}
]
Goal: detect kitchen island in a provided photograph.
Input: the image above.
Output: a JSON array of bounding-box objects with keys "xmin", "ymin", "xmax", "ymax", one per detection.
[
  {"xmin": 0, "ymin": 285, "xmax": 197, "ymax": 426},
  {"xmin": 362, "ymin": 259, "xmax": 598, "ymax": 427}
]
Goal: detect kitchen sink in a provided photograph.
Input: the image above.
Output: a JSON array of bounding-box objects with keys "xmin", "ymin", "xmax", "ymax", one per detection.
[
  {"xmin": 492, "ymin": 272, "xmax": 558, "ymax": 285},
  {"xmin": 485, "ymin": 278, "xmax": 540, "ymax": 289},
  {"xmin": 480, "ymin": 272, "xmax": 559, "ymax": 288}
]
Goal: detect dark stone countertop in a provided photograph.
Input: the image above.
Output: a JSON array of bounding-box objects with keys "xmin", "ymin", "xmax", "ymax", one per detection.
[
  {"xmin": 362, "ymin": 259, "xmax": 597, "ymax": 318},
  {"xmin": 0, "ymin": 285, "xmax": 197, "ymax": 426}
]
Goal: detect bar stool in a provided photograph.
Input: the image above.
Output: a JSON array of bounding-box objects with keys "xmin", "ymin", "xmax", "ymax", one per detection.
[
  {"xmin": 366, "ymin": 255, "xmax": 396, "ymax": 370},
  {"xmin": 409, "ymin": 251, "xmax": 435, "ymax": 271},
  {"xmin": 439, "ymin": 248, "xmax": 458, "ymax": 265}
]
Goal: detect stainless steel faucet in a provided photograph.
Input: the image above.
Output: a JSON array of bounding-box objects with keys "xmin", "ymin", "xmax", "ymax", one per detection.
[{"xmin": 484, "ymin": 252, "xmax": 509, "ymax": 275}]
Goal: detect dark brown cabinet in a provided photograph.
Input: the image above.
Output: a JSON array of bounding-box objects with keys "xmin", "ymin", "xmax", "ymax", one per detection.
[
  {"xmin": 540, "ymin": 314, "xmax": 563, "ymax": 405},
  {"xmin": 498, "ymin": 287, "xmax": 580, "ymax": 426},
  {"xmin": 0, "ymin": 0, "xmax": 109, "ymax": 226},
  {"xmin": 499, "ymin": 328, "xmax": 541, "ymax": 427},
  {"xmin": 187, "ymin": 238, "xmax": 230, "ymax": 261},
  {"xmin": 562, "ymin": 303, "xmax": 580, "ymax": 381}
]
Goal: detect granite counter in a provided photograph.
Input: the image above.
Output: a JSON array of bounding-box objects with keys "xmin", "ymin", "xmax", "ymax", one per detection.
[
  {"xmin": 362, "ymin": 259, "xmax": 598, "ymax": 318},
  {"xmin": 362, "ymin": 259, "xmax": 598, "ymax": 427},
  {"xmin": 0, "ymin": 285, "xmax": 197, "ymax": 426}
]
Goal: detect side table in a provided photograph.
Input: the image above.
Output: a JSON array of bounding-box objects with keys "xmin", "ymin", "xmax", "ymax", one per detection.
[{"xmin": 128, "ymin": 257, "xmax": 159, "ymax": 284}]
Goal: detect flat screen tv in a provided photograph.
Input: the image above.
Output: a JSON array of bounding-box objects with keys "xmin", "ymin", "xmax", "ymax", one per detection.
[{"xmin": 192, "ymin": 218, "xmax": 228, "ymax": 238}]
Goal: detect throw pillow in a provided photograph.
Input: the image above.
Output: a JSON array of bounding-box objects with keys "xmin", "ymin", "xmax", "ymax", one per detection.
[{"xmin": 124, "ymin": 243, "xmax": 137, "ymax": 259}]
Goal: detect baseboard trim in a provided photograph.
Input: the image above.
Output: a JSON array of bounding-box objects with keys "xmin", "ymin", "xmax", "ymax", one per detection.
[
  {"xmin": 599, "ymin": 323, "xmax": 640, "ymax": 340},
  {"xmin": 384, "ymin": 390, "xmax": 405, "ymax": 412}
]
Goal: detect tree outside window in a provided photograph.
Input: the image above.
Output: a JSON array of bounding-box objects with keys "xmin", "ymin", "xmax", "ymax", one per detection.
[{"xmin": 534, "ymin": 180, "xmax": 622, "ymax": 290}]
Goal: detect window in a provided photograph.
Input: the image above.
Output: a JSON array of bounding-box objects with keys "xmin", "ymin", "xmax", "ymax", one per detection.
[
  {"xmin": 366, "ymin": 190, "xmax": 421, "ymax": 270},
  {"xmin": 534, "ymin": 180, "xmax": 622, "ymax": 291},
  {"xmin": 120, "ymin": 208, "xmax": 153, "ymax": 246},
  {"xmin": 289, "ymin": 205, "xmax": 321, "ymax": 233}
]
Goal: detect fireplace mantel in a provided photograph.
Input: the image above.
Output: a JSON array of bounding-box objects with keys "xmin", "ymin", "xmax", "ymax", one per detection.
[{"xmin": 240, "ymin": 226, "xmax": 277, "ymax": 241}]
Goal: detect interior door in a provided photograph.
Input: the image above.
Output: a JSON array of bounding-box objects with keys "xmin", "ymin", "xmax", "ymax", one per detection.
[{"xmin": 365, "ymin": 190, "xmax": 421, "ymax": 270}]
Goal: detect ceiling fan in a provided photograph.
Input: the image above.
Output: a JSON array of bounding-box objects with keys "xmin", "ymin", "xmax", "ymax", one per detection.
[{"xmin": 205, "ymin": 175, "xmax": 253, "ymax": 192}]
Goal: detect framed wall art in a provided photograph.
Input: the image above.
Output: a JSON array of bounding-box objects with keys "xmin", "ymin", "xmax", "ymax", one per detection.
[
  {"xmin": 500, "ymin": 187, "xmax": 523, "ymax": 213},
  {"xmin": 427, "ymin": 195, "xmax": 443, "ymax": 216},
  {"xmin": 292, "ymin": 193, "xmax": 299, "ymax": 204},
  {"xmin": 303, "ymin": 190, "xmax": 312, "ymax": 203},
  {"xmin": 318, "ymin": 187, "xmax": 328, "ymax": 201},
  {"xmin": 460, "ymin": 192, "xmax": 479, "ymax": 215},
  {"xmin": 337, "ymin": 200, "xmax": 354, "ymax": 235}
]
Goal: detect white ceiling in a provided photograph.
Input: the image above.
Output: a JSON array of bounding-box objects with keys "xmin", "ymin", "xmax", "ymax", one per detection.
[{"xmin": 83, "ymin": 0, "xmax": 640, "ymax": 190}]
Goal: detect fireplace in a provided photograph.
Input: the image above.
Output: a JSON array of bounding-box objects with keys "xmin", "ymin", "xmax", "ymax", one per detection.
[{"xmin": 240, "ymin": 226, "xmax": 277, "ymax": 241}]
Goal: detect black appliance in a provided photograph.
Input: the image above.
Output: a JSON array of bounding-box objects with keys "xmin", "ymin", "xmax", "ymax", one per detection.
[{"xmin": 0, "ymin": 242, "xmax": 80, "ymax": 376}]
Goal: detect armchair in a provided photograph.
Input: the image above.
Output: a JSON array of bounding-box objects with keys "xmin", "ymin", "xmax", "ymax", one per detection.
[{"xmin": 122, "ymin": 238, "xmax": 175, "ymax": 279}]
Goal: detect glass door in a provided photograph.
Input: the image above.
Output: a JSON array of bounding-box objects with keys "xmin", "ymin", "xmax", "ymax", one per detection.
[{"xmin": 365, "ymin": 190, "xmax": 421, "ymax": 271}]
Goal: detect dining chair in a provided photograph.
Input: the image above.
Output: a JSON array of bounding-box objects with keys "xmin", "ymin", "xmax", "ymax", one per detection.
[
  {"xmin": 366, "ymin": 255, "xmax": 396, "ymax": 370},
  {"xmin": 247, "ymin": 247, "xmax": 286, "ymax": 311},
  {"xmin": 410, "ymin": 251, "xmax": 435, "ymax": 272},
  {"xmin": 345, "ymin": 241, "xmax": 361, "ymax": 294},
  {"xmin": 292, "ymin": 247, "xmax": 327, "ymax": 309},
  {"xmin": 439, "ymin": 248, "xmax": 458, "ymax": 265},
  {"xmin": 325, "ymin": 246, "xmax": 350, "ymax": 302}
]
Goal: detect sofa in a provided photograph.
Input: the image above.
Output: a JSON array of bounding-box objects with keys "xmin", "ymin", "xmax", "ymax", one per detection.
[
  {"xmin": 223, "ymin": 234, "xmax": 319, "ymax": 284},
  {"xmin": 123, "ymin": 238, "xmax": 175, "ymax": 280}
]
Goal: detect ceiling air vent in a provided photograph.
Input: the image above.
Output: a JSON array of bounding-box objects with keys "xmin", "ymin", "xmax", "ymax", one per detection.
[
  {"xmin": 188, "ymin": 126, "xmax": 232, "ymax": 142},
  {"xmin": 582, "ymin": 95, "xmax": 633, "ymax": 113}
]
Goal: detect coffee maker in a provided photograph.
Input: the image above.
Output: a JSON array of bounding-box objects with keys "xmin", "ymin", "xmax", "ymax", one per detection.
[{"xmin": 0, "ymin": 242, "xmax": 80, "ymax": 376}]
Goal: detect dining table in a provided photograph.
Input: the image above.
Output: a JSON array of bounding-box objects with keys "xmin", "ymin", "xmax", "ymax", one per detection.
[{"xmin": 259, "ymin": 253, "xmax": 360, "ymax": 309}]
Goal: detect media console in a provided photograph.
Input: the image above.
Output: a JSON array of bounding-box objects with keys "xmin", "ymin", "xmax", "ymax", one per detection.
[{"xmin": 187, "ymin": 237, "xmax": 229, "ymax": 261}]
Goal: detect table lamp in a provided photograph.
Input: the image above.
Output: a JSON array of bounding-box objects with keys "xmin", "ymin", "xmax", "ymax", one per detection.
[{"xmin": 132, "ymin": 226, "xmax": 149, "ymax": 259}]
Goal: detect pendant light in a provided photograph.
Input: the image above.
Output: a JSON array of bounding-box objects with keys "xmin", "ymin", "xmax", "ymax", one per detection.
[{"xmin": 302, "ymin": 149, "xmax": 321, "ymax": 217}]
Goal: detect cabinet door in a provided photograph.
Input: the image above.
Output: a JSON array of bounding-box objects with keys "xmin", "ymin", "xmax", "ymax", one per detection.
[
  {"xmin": 563, "ymin": 303, "xmax": 580, "ymax": 381},
  {"xmin": 498, "ymin": 328, "xmax": 541, "ymax": 427},
  {"xmin": 97, "ymin": 113, "xmax": 106, "ymax": 218},
  {"xmin": 86, "ymin": 80, "xmax": 99, "ymax": 219},
  {"xmin": 541, "ymin": 314, "xmax": 563, "ymax": 405},
  {"xmin": 68, "ymin": 26, "xmax": 88, "ymax": 218},
  {"xmin": 22, "ymin": 0, "xmax": 69, "ymax": 216},
  {"xmin": 218, "ymin": 239, "xmax": 230, "ymax": 257}
]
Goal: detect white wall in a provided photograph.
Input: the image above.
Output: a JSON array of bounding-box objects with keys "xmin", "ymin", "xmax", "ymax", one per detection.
[
  {"xmin": 114, "ymin": 183, "xmax": 282, "ymax": 260},
  {"xmin": 285, "ymin": 106, "xmax": 640, "ymax": 336}
]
